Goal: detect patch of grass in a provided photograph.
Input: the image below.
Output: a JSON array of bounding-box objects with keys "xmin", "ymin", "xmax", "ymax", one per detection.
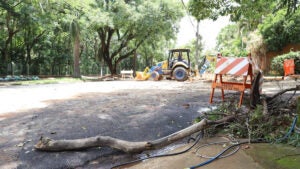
[
  {"xmin": 277, "ymin": 155, "xmax": 300, "ymax": 169},
  {"xmin": 245, "ymin": 143, "xmax": 300, "ymax": 169},
  {"xmin": 10, "ymin": 77, "xmax": 83, "ymax": 85}
]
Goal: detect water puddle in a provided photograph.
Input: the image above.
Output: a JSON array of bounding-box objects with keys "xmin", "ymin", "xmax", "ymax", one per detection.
[
  {"xmin": 197, "ymin": 106, "xmax": 217, "ymax": 113},
  {"xmin": 137, "ymin": 143, "xmax": 186, "ymax": 160}
]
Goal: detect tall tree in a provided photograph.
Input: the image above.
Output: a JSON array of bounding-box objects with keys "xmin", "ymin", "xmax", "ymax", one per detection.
[
  {"xmin": 20, "ymin": 1, "xmax": 48, "ymax": 73},
  {"xmin": 187, "ymin": 0, "xmax": 223, "ymax": 67},
  {"xmin": 88, "ymin": 0, "xmax": 183, "ymax": 75},
  {"xmin": 63, "ymin": 0, "xmax": 97, "ymax": 77},
  {"xmin": 70, "ymin": 19, "xmax": 81, "ymax": 78},
  {"xmin": 0, "ymin": 1, "xmax": 21, "ymax": 64}
]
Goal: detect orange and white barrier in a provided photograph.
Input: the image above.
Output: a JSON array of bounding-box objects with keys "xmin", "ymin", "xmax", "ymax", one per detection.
[
  {"xmin": 210, "ymin": 57, "xmax": 253, "ymax": 107},
  {"xmin": 215, "ymin": 57, "xmax": 251, "ymax": 76}
]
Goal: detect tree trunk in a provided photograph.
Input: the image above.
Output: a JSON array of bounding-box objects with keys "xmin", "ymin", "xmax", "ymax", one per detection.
[
  {"xmin": 195, "ymin": 20, "xmax": 201, "ymax": 69},
  {"xmin": 73, "ymin": 36, "xmax": 81, "ymax": 78},
  {"xmin": 105, "ymin": 59, "xmax": 116, "ymax": 76},
  {"xmin": 35, "ymin": 116, "xmax": 237, "ymax": 153},
  {"xmin": 250, "ymin": 71, "xmax": 262, "ymax": 109},
  {"xmin": 35, "ymin": 119, "xmax": 210, "ymax": 152},
  {"xmin": 25, "ymin": 46, "xmax": 31, "ymax": 75},
  {"xmin": 133, "ymin": 50, "xmax": 137, "ymax": 77}
]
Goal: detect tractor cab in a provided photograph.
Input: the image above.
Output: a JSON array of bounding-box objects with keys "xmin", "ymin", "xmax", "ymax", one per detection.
[
  {"xmin": 168, "ymin": 49, "xmax": 190, "ymax": 70},
  {"xmin": 165, "ymin": 49, "xmax": 191, "ymax": 81}
]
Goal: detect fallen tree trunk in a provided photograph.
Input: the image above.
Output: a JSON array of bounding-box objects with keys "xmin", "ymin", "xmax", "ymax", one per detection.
[
  {"xmin": 35, "ymin": 116, "xmax": 236, "ymax": 153},
  {"xmin": 35, "ymin": 81, "xmax": 299, "ymax": 153}
]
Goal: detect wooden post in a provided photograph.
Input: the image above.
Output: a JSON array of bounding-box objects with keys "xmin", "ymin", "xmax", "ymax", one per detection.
[
  {"xmin": 210, "ymin": 74, "xmax": 217, "ymax": 103},
  {"xmin": 220, "ymin": 74, "xmax": 225, "ymax": 101}
]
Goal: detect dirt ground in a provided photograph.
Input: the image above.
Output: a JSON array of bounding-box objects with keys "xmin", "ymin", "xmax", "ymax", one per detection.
[
  {"xmin": 0, "ymin": 79, "xmax": 299, "ymax": 169},
  {"xmin": 128, "ymin": 137, "xmax": 264, "ymax": 169}
]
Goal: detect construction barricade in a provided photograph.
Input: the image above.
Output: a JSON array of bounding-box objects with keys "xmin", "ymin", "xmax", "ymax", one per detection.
[
  {"xmin": 284, "ymin": 59, "xmax": 295, "ymax": 76},
  {"xmin": 209, "ymin": 57, "xmax": 253, "ymax": 107}
]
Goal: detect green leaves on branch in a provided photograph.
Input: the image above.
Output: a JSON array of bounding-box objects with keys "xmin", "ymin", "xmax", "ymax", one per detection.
[
  {"xmin": 275, "ymin": 0, "xmax": 300, "ymax": 15},
  {"xmin": 216, "ymin": 24, "xmax": 248, "ymax": 57},
  {"xmin": 88, "ymin": 0, "xmax": 183, "ymax": 74},
  {"xmin": 0, "ymin": 0, "xmax": 184, "ymax": 75},
  {"xmin": 188, "ymin": 0, "xmax": 224, "ymax": 21},
  {"xmin": 259, "ymin": 9, "xmax": 300, "ymax": 52}
]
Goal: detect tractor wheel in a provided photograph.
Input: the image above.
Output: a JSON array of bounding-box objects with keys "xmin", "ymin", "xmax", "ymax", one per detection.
[
  {"xmin": 173, "ymin": 67, "xmax": 188, "ymax": 81},
  {"xmin": 151, "ymin": 71, "xmax": 161, "ymax": 81}
]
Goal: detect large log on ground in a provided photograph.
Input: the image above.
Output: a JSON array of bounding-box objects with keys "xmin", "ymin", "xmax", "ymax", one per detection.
[
  {"xmin": 35, "ymin": 115, "xmax": 238, "ymax": 153},
  {"xmin": 35, "ymin": 119, "xmax": 210, "ymax": 153}
]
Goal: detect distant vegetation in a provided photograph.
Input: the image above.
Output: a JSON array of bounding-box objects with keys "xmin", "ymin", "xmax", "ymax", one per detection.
[
  {"xmin": 271, "ymin": 51, "xmax": 300, "ymax": 76},
  {"xmin": 1, "ymin": 0, "xmax": 299, "ymax": 77},
  {"xmin": 0, "ymin": 0, "xmax": 182, "ymax": 77}
]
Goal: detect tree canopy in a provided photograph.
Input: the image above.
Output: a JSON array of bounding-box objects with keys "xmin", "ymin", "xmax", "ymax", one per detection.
[
  {"xmin": 88, "ymin": 0, "xmax": 182, "ymax": 74},
  {"xmin": 1, "ymin": 0, "xmax": 300, "ymax": 76},
  {"xmin": 0, "ymin": 0, "xmax": 183, "ymax": 76},
  {"xmin": 259, "ymin": 9, "xmax": 300, "ymax": 51},
  {"xmin": 189, "ymin": 0, "xmax": 300, "ymax": 57},
  {"xmin": 216, "ymin": 24, "xmax": 248, "ymax": 57}
]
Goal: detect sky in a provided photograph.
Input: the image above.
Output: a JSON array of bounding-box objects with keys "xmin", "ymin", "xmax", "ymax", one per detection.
[{"xmin": 176, "ymin": 15, "xmax": 230, "ymax": 51}]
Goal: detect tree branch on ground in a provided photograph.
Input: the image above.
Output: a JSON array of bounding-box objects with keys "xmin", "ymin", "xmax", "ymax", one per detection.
[
  {"xmin": 33, "ymin": 115, "xmax": 237, "ymax": 153},
  {"xmin": 34, "ymin": 74, "xmax": 300, "ymax": 153}
]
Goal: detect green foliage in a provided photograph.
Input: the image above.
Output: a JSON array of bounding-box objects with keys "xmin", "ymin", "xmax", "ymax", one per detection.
[
  {"xmin": 188, "ymin": 0, "xmax": 222, "ymax": 21},
  {"xmin": 196, "ymin": 102, "xmax": 239, "ymax": 122},
  {"xmin": 286, "ymin": 133, "xmax": 300, "ymax": 147},
  {"xmin": 275, "ymin": 0, "xmax": 300, "ymax": 15},
  {"xmin": 247, "ymin": 106, "xmax": 277, "ymax": 141},
  {"xmin": 193, "ymin": 116, "xmax": 201, "ymax": 123},
  {"xmin": 270, "ymin": 51, "xmax": 300, "ymax": 75},
  {"xmin": 197, "ymin": 100, "xmax": 299, "ymax": 147},
  {"xmin": 206, "ymin": 60, "xmax": 216, "ymax": 74},
  {"xmin": 226, "ymin": 0, "xmax": 276, "ymax": 30},
  {"xmin": 216, "ymin": 24, "xmax": 248, "ymax": 57},
  {"xmin": 259, "ymin": 9, "xmax": 300, "ymax": 52},
  {"xmin": 224, "ymin": 106, "xmax": 293, "ymax": 142},
  {"xmin": 188, "ymin": 0, "xmax": 299, "ymax": 59},
  {"xmin": 2, "ymin": 0, "xmax": 298, "ymax": 76},
  {"xmin": 0, "ymin": 0, "xmax": 183, "ymax": 76},
  {"xmin": 297, "ymin": 97, "xmax": 300, "ymax": 125},
  {"xmin": 179, "ymin": 36, "xmax": 204, "ymax": 67},
  {"xmin": 188, "ymin": 0, "xmax": 277, "ymax": 29},
  {"xmin": 87, "ymin": 0, "xmax": 184, "ymax": 74}
]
